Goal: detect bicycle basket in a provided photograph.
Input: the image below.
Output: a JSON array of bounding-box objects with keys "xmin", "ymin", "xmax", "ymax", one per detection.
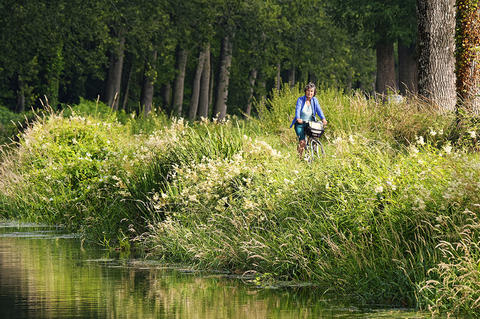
[{"xmin": 306, "ymin": 122, "xmax": 324, "ymax": 138}]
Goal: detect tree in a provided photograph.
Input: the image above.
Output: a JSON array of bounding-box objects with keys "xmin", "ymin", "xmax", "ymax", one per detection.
[
  {"xmin": 456, "ymin": 0, "xmax": 480, "ymax": 113},
  {"xmin": 185, "ymin": 0, "xmax": 217, "ymax": 120},
  {"xmin": 188, "ymin": 46, "xmax": 207, "ymax": 120},
  {"xmin": 417, "ymin": 0, "xmax": 456, "ymax": 110},
  {"xmin": 325, "ymin": 0, "xmax": 417, "ymax": 95},
  {"xmin": 0, "ymin": 1, "xmax": 62, "ymax": 111},
  {"xmin": 173, "ymin": 48, "xmax": 188, "ymax": 116},
  {"xmin": 141, "ymin": 50, "xmax": 157, "ymax": 115},
  {"xmin": 198, "ymin": 44, "xmax": 211, "ymax": 119}
]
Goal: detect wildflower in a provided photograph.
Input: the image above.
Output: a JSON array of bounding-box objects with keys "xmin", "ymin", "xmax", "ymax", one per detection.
[
  {"xmin": 429, "ymin": 129, "xmax": 437, "ymax": 136},
  {"xmin": 409, "ymin": 145, "xmax": 419, "ymax": 155},
  {"xmin": 374, "ymin": 185, "xmax": 384, "ymax": 194},
  {"xmin": 386, "ymin": 180, "xmax": 396, "ymax": 191},
  {"xmin": 414, "ymin": 198, "xmax": 426, "ymax": 211},
  {"xmin": 188, "ymin": 194, "xmax": 198, "ymax": 202},
  {"xmin": 333, "ymin": 136, "xmax": 343, "ymax": 144},
  {"xmin": 443, "ymin": 144, "xmax": 452, "ymax": 154},
  {"xmin": 416, "ymin": 136, "xmax": 425, "ymax": 145},
  {"xmin": 468, "ymin": 130, "xmax": 476, "ymax": 139}
]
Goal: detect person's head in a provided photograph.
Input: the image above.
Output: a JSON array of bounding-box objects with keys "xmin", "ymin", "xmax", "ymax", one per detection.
[{"xmin": 304, "ymin": 82, "xmax": 316, "ymax": 98}]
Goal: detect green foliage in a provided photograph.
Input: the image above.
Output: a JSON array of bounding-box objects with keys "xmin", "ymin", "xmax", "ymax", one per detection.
[
  {"xmin": 2, "ymin": 90, "xmax": 480, "ymax": 316},
  {"xmin": 63, "ymin": 98, "xmax": 118, "ymax": 121},
  {"xmin": 0, "ymin": 110, "xmax": 144, "ymax": 240},
  {"xmin": 0, "ymin": 106, "xmax": 33, "ymax": 145}
]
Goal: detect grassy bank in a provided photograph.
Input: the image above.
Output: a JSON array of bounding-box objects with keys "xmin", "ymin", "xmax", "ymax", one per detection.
[{"xmin": 1, "ymin": 87, "xmax": 480, "ymax": 316}]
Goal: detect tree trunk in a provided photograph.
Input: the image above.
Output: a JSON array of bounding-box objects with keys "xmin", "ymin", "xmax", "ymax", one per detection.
[
  {"xmin": 259, "ymin": 79, "xmax": 266, "ymax": 94},
  {"xmin": 16, "ymin": 75, "xmax": 25, "ymax": 113},
  {"xmin": 188, "ymin": 45, "xmax": 207, "ymax": 120},
  {"xmin": 288, "ymin": 67, "xmax": 296, "ymax": 87},
  {"xmin": 105, "ymin": 35, "xmax": 125, "ymax": 110},
  {"xmin": 209, "ymin": 64, "xmax": 214, "ymax": 113},
  {"xmin": 122, "ymin": 59, "xmax": 133, "ymax": 112},
  {"xmin": 198, "ymin": 43, "xmax": 211, "ymax": 119},
  {"xmin": 417, "ymin": 0, "xmax": 456, "ymax": 110},
  {"xmin": 173, "ymin": 47, "xmax": 188, "ymax": 116},
  {"xmin": 275, "ymin": 62, "xmax": 281, "ymax": 91},
  {"xmin": 141, "ymin": 50, "xmax": 158, "ymax": 116},
  {"xmin": 213, "ymin": 35, "xmax": 233, "ymax": 121},
  {"xmin": 398, "ymin": 40, "xmax": 418, "ymax": 95},
  {"xmin": 375, "ymin": 41, "xmax": 397, "ymax": 95},
  {"xmin": 245, "ymin": 68, "xmax": 258, "ymax": 117},
  {"xmin": 456, "ymin": 0, "xmax": 480, "ymax": 114},
  {"xmin": 162, "ymin": 83, "xmax": 172, "ymax": 110}
]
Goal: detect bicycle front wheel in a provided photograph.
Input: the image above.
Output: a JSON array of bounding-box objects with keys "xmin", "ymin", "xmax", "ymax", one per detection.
[{"xmin": 306, "ymin": 138, "xmax": 324, "ymax": 162}]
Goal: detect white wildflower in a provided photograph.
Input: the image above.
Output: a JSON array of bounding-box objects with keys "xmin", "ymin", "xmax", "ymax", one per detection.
[
  {"xmin": 386, "ymin": 180, "xmax": 396, "ymax": 191},
  {"xmin": 188, "ymin": 194, "xmax": 198, "ymax": 202},
  {"xmin": 443, "ymin": 144, "xmax": 452, "ymax": 154},
  {"xmin": 333, "ymin": 136, "xmax": 343, "ymax": 144},
  {"xmin": 416, "ymin": 136, "xmax": 425, "ymax": 146},
  {"xmin": 374, "ymin": 185, "xmax": 384, "ymax": 194},
  {"xmin": 468, "ymin": 130, "xmax": 476, "ymax": 139},
  {"xmin": 409, "ymin": 145, "xmax": 419, "ymax": 155},
  {"xmin": 415, "ymin": 198, "xmax": 426, "ymax": 211}
]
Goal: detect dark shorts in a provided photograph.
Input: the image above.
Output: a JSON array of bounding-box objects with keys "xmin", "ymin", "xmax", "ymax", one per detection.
[{"xmin": 294, "ymin": 122, "xmax": 308, "ymax": 141}]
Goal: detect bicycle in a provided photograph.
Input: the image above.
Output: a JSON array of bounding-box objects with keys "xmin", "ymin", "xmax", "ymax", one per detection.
[{"xmin": 304, "ymin": 121, "xmax": 325, "ymax": 163}]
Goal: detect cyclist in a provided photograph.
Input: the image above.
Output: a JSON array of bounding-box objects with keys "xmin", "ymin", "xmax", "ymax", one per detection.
[{"xmin": 290, "ymin": 82, "xmax": 328, "ymax": 158}]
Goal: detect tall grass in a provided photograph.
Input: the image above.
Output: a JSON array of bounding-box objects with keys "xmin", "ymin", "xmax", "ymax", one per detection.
[{"xmin": 1, "ymin": 92, "xmax": 480, "ymax": 316}]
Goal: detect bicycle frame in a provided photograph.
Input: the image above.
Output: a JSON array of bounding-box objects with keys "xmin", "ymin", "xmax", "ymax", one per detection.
[{"xmin": 304, "ymin": 122, "xmax": 325, "ymax": 163}]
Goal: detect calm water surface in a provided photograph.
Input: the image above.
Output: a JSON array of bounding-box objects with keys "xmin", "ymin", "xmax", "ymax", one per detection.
[{"xmin": 0, "ymin": 222, "xmax": 429, "ymax": 318}]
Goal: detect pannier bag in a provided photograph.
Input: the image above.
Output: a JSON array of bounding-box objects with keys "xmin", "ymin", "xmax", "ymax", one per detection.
[{"xmin": 306, "ymin": 121, "xmax": 324, "ymax": 138}]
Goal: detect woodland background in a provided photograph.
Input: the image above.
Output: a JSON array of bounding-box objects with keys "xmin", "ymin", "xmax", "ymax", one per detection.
[{"xmin": 0, "ymin": 0, "xmax": 417, "ymax": 118}]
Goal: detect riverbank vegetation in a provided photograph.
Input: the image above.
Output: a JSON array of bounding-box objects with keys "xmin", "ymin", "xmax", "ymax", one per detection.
[{"xmin": 1, "ymin": 86, "xmax": 480, "ymax": 316}]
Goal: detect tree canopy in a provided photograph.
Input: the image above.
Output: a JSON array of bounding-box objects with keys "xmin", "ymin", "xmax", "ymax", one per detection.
[{"xmin": 0, "ymin": 0, "xmax": 476, "ymax": 116}]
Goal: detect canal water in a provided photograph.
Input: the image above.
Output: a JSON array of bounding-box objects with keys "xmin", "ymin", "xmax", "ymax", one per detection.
[{"xmin": 0, "ymin": 222, "xmax": 429, "ymax": 318}]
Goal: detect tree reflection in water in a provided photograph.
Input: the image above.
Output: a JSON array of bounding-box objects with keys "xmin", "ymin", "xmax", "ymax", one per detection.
[{"xmin": 0, "ymin": 223, "xmax": 425, "ymax": 319}]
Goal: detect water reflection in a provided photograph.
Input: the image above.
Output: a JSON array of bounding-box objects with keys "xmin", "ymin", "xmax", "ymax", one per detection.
[{"xmin": 0, "ymin": 223, "xmax": 427, "ymax": 318}]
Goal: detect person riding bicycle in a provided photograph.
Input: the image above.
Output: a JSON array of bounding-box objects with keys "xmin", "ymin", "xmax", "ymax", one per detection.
[{"xmin": 290, "ymin": 82, "xmax": 328, "ymax": 158}]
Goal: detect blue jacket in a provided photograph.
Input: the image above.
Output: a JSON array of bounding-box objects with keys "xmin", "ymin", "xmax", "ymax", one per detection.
[{"xmin": 290, "ymin": 96, "xmax": 325, "ymax": 128}]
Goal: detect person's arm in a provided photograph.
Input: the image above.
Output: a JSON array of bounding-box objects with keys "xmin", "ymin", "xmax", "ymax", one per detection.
[
  {"xmin": 314, "ymin": 98, "xmax": 327, "ymax": 126},
  {"xmin": 295, "ymin": 97, "xmax": 303, "ymax": 123}
]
